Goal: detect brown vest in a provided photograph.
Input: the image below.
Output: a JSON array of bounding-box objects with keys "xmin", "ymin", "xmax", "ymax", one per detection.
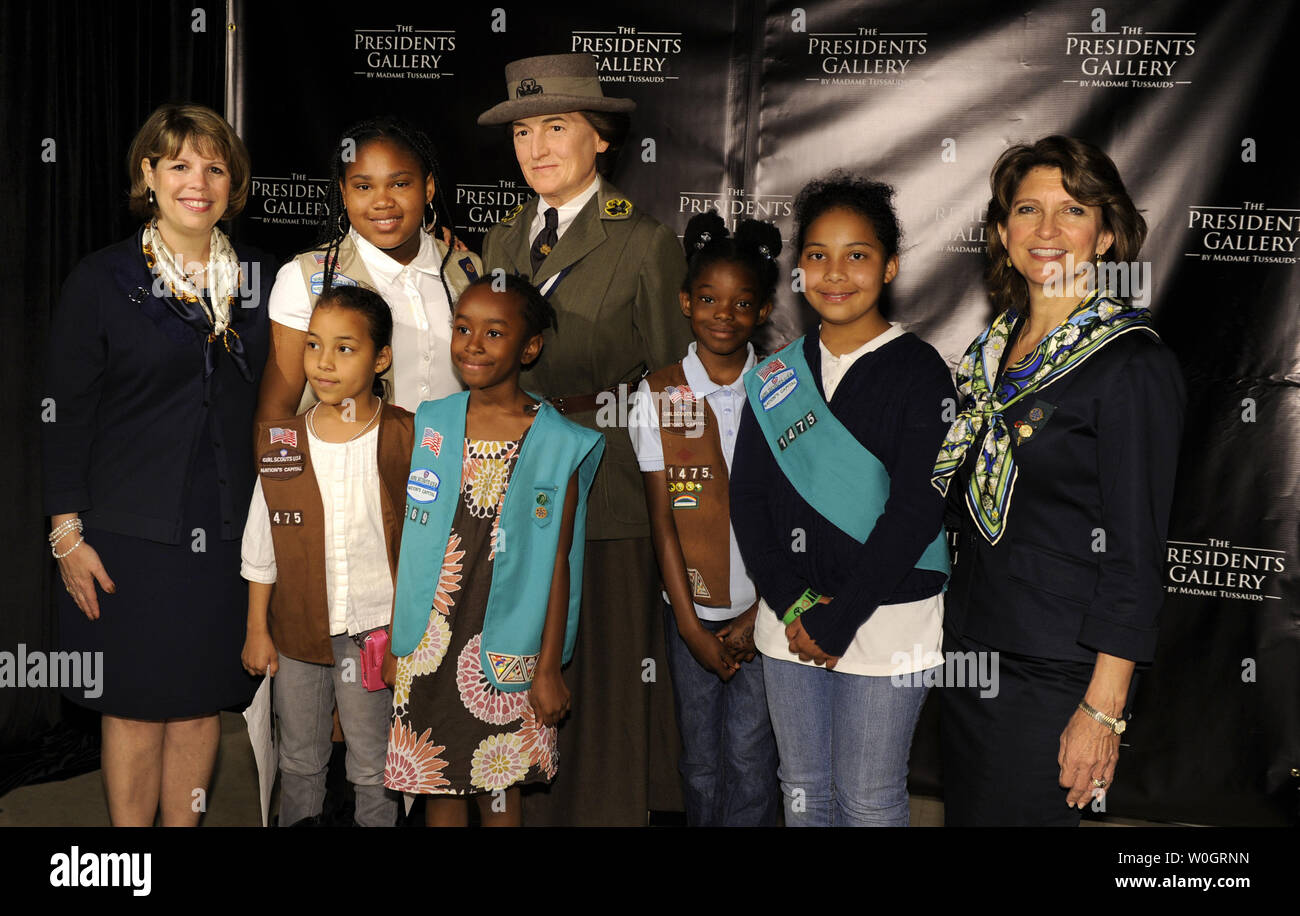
[
  {"xmin": 254, "ymin": 405, "xmax": 414, "ymax": 664},
  {"xmin": 646, "ymin": 363, "xmax": 731, "ymax": 607}
]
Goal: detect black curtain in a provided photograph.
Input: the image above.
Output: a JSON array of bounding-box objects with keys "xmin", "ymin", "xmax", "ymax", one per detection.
[{"xmin": 0, "ymin": 0, "xmax": 225, "ymax": 789}]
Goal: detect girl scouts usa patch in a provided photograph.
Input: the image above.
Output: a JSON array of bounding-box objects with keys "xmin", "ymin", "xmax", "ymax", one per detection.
[
  {"xmin": 759, "ymin": 366, "xmax": 799, "ymax": 411},
  {"xmin": 407, "ymin": 469, "xmax": 440, "ymax": 503},
  {"xmin": 259, "ymin": 446, "xmax": 305, "ymax": 479}
]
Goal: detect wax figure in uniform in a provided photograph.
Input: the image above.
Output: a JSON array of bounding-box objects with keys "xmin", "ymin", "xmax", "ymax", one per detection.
[
  {"xmin": 44, "ymin": 103, "xmax": 271, "ymax": 826},
  {"xmin": 258, "ymin": 116, "xmax": 481, "ymax": 419},
  {"xmin": 479, "ymin": 52, "xmax": 693, "ymax": 825},
  {"xmin": 933, "ymin": 136, "xmax": 1186, "ymax": 826}
]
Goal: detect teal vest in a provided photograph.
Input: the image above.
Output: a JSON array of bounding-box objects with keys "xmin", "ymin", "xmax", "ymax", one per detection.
[
  {"xmin": 391, "ymin": 392, "xmax": 605, "ymax": 691},
  {"xmin": 743, "ymin": 337, "xmax": 949, "ymax": 576}
]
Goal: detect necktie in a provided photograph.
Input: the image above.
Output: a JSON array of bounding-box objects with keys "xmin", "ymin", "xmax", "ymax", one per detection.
[{"xmin": 530, "ymin": 206, "xmax": 558, "ymax": 276}]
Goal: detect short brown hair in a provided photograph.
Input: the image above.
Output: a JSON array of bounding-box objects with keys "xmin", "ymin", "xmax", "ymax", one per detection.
[
  {"xmin": 576, "ymin": 109, "xmax": 630, "ymax": 178},
  {"xmin": 986, "ymin": 135, "xmax": 1146, "ymax": 312},
  {"xmin": 126, "ymin": 103, "xmax": 251, "ymax": 220}
]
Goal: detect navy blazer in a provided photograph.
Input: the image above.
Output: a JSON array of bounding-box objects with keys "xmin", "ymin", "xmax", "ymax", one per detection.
[
  {"xmin": 945, "ymin": 328, "xmax": 1186, "ymax": 664},
  {"xmin": 43, "ymin": 230, "xmax": 273, "ymax": 543}
]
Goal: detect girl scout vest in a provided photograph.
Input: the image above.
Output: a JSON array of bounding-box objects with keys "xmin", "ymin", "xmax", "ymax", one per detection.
[
  {"xmin": 291, "ymin": 232, "xmax": 482, "ymax": 411},
  {"xmin": 743, "ymin": 338, "xmax": 949, "ymax": 577},
  {"xmin": 255, "ymin": 405, "xmax": 415, "ymax": 665},
  {"xmin": 391, "ymin": 392, "xmax": 605, "ymax": 692},
  {"xmin": 645, "ymin": 363, "xmax": 732, "ymax": 608}
]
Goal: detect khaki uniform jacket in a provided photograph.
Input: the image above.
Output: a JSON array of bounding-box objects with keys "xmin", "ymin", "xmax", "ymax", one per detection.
[{"xmin": 482, "ymin": 177, "xmax": 691, "ymax": 540}]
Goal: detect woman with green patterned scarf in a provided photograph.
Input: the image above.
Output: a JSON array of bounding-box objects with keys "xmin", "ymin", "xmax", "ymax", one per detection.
[{"xmin": 932, "ymin": 136, "xmax": 1185, "ymax": 826}]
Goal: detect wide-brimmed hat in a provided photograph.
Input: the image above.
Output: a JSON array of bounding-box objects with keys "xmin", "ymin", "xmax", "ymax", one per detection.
[{"xmin": 477, "ymin": 53, "xmax": 636, "ymax": 125}]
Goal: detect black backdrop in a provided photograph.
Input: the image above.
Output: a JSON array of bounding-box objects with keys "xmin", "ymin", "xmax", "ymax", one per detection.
[{"xmin": 6, "ymin": 0, "xmax": 1297, "ymax": 826}]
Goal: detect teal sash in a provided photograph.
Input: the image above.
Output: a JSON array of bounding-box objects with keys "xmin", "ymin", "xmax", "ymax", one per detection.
[
  {"xmin": 743, "ymin": 337, "xmax": 949, "ymax": 576},
  {"xmin": 391, "ymin": 392, "xmax": 604, "ymax": 692}
]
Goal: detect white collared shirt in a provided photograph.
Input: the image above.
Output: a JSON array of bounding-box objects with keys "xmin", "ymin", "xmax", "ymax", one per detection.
[
  {"xmin": 268, "ymin": 228, "xmax": 461, "ymax": 411},
  {"xmin": 627, "ymin": 342, "xmax": 758, "ymax": 621},
  {"xmin": 240, "ymin": 423, "xmax": 393, "ymax": 637},
  {"xmin": 754, "ymin": 323, "xmax": 944, "ymax": 675},
  {"xmin": 528, "ymin": 175, "xmax": 601, "ymax": 245}
]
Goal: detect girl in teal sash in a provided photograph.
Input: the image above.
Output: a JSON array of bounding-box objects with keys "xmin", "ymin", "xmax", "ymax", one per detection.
[
  {"xmin": 731, "ymin": 175, "xmax": 955, "ymax": 826},
  {"xmin": 384, "ymin": 275, "xmax": 603, "ymax": 827}
]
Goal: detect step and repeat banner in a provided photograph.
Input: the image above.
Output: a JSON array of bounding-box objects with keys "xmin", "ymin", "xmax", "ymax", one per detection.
[{"xmin": 231, "ymin": 0, "xmax": 1298, "ymax": 825}]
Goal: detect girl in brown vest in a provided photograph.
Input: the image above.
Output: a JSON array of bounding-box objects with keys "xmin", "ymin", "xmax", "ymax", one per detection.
[
  {"xmin": 628, "ymin": 211, "xmax": 783, "ymax": 825},
  {"xmin": 240, "ymin": 286, "xmax": 414, "ymax": 826}
]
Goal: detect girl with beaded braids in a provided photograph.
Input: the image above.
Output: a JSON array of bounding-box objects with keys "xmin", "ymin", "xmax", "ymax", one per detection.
[
  {"xmin": 257, "ymin": 115, "xmax": 483, "ymax": 419},
  {"xmin": 626, "ymin": 210, "xmax": 782, "ymax": 825}
]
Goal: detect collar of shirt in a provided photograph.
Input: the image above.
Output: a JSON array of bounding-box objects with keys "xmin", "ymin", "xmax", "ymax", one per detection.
[
  {"xmin": 818, "ymin": 322, "xmax": 903, "ymax": 398},
  {"xmin": 349, "ymin": 226, "xmax": 442, "ymax": 286},
  {"xmin": 530, "ymin": 175, "xmax": 601, "ymax": 243},
  {"xmin": 681, "ymin": 340, "xmax": 755, "ymax": 399}
]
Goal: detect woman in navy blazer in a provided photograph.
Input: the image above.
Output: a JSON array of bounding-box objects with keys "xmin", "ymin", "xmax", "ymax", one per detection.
[
  {"xmin": 43, "ymin": 104, "xmax": 272, "ymax": 826},
  {"xmin": 932, "ymin": 136, "xmax": 1185, "ymax": 826}
]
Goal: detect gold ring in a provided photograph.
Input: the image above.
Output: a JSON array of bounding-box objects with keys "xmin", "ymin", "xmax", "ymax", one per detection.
[{"xmin": 1092, "ymin": 777, "xmax": 1108, "ymax": 789}]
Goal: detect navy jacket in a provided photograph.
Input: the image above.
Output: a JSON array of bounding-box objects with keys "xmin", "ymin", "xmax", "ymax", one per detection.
[
  {"xmin": 730, "ymin": 330, "xmax": 955, "ymax": 657},
  {"xmin": 944, "ymin": 329, "xmax": 1186, "ymax": 664},
  {"xmin": 42, "ymin": 230, "xmax": 273, "ymax": 543}
]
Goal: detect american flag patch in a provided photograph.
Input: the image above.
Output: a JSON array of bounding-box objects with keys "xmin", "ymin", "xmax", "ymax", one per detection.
[
  {"xmin": 269, "ymin": 427, "xmax": 297, "ymax": 447},
  {"xmin": 756, "ymin": 358, "xmax": 787, "ymax": 381},
  {"xmin": 666, "ymin": 385, "xmax": 696, "ymax": 404},
  {"xmin": 421, "ymin": 427, "xmax": 443, "ymax": 456}
]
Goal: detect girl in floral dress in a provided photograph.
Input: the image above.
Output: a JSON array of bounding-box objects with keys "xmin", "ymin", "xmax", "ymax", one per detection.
[{"xmin": 383, "ymin": 275, "xmax": 604, "ymax": 826}]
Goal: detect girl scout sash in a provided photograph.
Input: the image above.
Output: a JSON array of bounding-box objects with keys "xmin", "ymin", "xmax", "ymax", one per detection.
[
  {"xmin": 392, "ymin": 391, "xmax": 604, "ymax": 692},
  {"xmin": 743, "ymin": 337, "xmax": 949, "ymax": 575}
]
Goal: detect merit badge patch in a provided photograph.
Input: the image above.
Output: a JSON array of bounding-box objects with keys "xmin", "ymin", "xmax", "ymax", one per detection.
[
  {"xmin": 421, "ymin": 427, "xmax": 443, "ymax": 457},
  {"xmin": 673, "ymin": 493, "xmax": 698, "ymax": 509},
  {"xmin": 687, "ymin": 568, "xmax": 711, "ymax": 601},
  {"xmin": 458, "ymin": 257, "xmax": 479, "ymax": 281},
  {"xmin": 259, "ymin": 446, "xmax": 305, "ymax": 480},
  {"xmin": 759, "ymin": 367, "xmax": 799, "ymax": 411},
  {"xmin": 407, "ymin": 469, "xmax": 440, "ymax": 504},
  {"xmin": 308, "ymin": 271, "xmax": 359, "ymax": 296},
  {"xmin": 603, "ymin": 198, "xmax": 632, "ymax": 218}
]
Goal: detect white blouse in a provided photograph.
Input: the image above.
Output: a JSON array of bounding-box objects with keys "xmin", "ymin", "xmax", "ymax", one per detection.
[{"xmin": 240, "ymin": 423, "xmax": 393, "ymax": 637}]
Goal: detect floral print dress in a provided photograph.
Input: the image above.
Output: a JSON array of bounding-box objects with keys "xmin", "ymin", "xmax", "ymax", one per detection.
[{"xmin": 384, "ymin": 436, "xmax": 559, "ymax": 795}]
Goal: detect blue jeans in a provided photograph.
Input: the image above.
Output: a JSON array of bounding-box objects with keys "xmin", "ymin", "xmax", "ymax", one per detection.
[
  {"xmin": 663, "ymin": 604, "xmax": 780, "ymax": 826},
  {"xmin": 762, "ymin": 655, "xmax": 929, "ymax": 827}
]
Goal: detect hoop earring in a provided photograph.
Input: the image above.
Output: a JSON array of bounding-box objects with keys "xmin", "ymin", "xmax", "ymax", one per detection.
[
  {"xmin": 423, "ymin": 200, "xmax": 437, "ymax": 233},
  {"xmin": 336, "ymin": 212, "xmax": 348, "ymax": 237}
]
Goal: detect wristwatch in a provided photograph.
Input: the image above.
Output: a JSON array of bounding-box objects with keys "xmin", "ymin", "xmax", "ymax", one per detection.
[{"xmin": 1078, "ymin": 700, "xmax": 1126, "ymax": 735}]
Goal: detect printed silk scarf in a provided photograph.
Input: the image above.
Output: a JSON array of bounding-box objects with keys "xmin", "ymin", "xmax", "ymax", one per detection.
[
  {"xmin": 142, "ymin": 220, "xmax": 251, "ymax": 380},
  {"xmin": 931, "ymin": 289, "xmax": 1156, "ymax": 545}
]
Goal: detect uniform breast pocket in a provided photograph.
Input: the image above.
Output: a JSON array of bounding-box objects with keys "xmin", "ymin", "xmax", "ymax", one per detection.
[
  {"xmin": 531, "ymin": 484, "xmax": 559, "ymax": 528},
  {"xmin": 1008, "ymin": 539, "xmax": 1098, "ymax": 605}
]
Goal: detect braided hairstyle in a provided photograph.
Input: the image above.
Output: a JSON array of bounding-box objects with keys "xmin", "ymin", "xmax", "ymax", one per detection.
[
  {"xmin": 460, "ymin": 273, "xmax": 558, "ymax": 371},
  {"xmin": 312, "ymin": 115, "xmax": 459, "ymax": 306},
  {"xmin": 681, "ymin": 211, "xmax": 783, "ymax": 305}
]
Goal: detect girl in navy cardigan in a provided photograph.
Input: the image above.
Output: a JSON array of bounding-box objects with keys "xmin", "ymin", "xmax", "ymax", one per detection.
[{"xmin": 730, "ymin": 175, "xmax": 955, "ymax": 827}]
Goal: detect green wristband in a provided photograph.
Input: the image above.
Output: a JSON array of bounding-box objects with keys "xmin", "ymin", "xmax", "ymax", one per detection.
[{"xmin": 782, "ymin": 588, "xmax": 822, "ymax": 626}]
